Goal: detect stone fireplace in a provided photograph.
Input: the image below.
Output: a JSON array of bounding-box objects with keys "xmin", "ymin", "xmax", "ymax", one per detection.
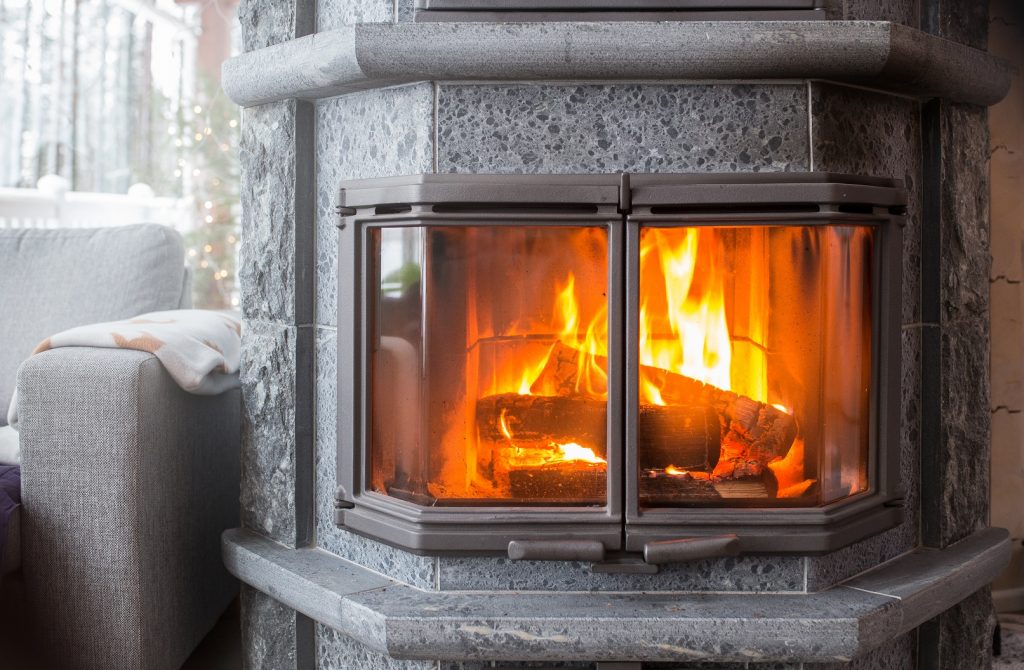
[{"xmin": 224, "ymin": 1, "xmax": 1013, "ymax": 667}]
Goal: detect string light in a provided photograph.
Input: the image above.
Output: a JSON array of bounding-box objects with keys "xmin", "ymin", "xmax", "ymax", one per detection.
[
  {"xmin": 193, "ymin": 105, "xmax": 203, "ymax": 114},
  {"xmin": 205, "ymin": 215, "xmax": 214, "ymax": 223},
  {"xmin": 228, "ymin": 119, "xmax": 237, "ymax": 128},
  {"xmin": 203, "ymin": 244, "xmax": 213, "ymax": 253}
]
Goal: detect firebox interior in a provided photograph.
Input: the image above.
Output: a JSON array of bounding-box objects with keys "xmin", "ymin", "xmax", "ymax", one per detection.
[
  {"xmin": 635, "ymin": 225, "xmax": 873, "ymax": 508},
  {"xmin": 370, "ymin": 224, "xmax": 611, "ymax": 506}
]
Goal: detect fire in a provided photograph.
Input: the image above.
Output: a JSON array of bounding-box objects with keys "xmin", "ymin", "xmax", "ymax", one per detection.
[
  {"xmin": 499, "ymin": 407, "xmax": 606, "ymax": 468},
  {"xmin": 551, "ymin": 273, "xmax": 608, "ymax": 399},
  {"xmin": 664, "ymin": 464, "xmax": 688, "ymax": 476},
  {"xmin": 485, "ymin": 272, "xmax": 608, "ymax": 400},
  {"xmin": 767, "ymin": 438, "xmax": 815, "ymax": 498},
  {"xmin": 639, "ymin": 228, "xmax": 735, "ymax": 404},
  {"xmin": 556, "ymin": 442, "xmax": 607, "ymax": 464}
]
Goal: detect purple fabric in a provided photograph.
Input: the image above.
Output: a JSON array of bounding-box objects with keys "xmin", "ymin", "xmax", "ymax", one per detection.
[{"xmin": 0, "ymin": 465, "xmax": 19, "ymax": 567}]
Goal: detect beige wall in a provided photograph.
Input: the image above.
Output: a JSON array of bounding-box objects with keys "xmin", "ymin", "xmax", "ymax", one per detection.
[{"xmin": 990, "ymin": 0, "xmax": 1024, "ymax": 611}]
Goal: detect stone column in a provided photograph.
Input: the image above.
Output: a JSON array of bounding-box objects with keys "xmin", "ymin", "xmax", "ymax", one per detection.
[
  {"xmin": 237, "ymin": 1, "xmax": 317, "ymax": 668},
  {"xmin": 918, "ymin": 3, "xmax": 997, "ymax": 667}
]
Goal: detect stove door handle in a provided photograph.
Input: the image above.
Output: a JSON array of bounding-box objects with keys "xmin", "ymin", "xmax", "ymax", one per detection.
[
  {"xmin": 643, "ymin": 534, "xmax": 741, "ymax": 564},
  {"xmin": 507, "ymin": 540, "xmax": 606, "ymax": 562}
]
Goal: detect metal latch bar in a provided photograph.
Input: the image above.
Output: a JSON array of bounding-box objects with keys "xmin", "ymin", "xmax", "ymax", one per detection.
[
  {"xmin": 507, "ymin": 540, "xmax": 606, "ymax": 562},
  {"xmin": 643, "ymin": 534, "xmax": 740, "ymax": 564}
]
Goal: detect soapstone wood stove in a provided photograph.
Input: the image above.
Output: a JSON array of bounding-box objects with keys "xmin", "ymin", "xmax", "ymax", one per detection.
[
  {"xmin": 335, "ymin": 173, "xmax": 906, "ymax": 562},
  {"xmin": 222, "ymin": 0, "xmax": 1015, "ymax": 667}
]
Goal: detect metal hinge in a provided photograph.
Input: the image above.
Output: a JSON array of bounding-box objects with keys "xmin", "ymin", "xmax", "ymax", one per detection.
[
  {"xmin": 335, "ymin": 485, "xmax": 355, "ymax": 509},
  {"xmin": 336, "ymin": 203, "xmax": 357, "ymax": 230}
]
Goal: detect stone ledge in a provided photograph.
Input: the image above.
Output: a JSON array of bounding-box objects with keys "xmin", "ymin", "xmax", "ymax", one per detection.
[
  {"xmin": 222, "ymin": 527, "xmax": 1011, "ymax": 663},
  {"xmin": 221, "ymin": 21, "xmax": 1012, "ymax": 108}
]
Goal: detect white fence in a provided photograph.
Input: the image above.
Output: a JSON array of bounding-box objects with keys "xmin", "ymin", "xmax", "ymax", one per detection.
[{"xmin": 0, "ymin": 176, "xmax": 193, "ymax": 230}]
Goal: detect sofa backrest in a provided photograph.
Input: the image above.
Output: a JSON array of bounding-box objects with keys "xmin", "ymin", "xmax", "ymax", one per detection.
[{"xmin": 0, "ymin": 224, "xmax": 189, "ymax": 425}]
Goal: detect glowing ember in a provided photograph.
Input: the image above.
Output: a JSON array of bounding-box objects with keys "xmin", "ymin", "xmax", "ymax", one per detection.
[
  {"xmin": 664, "ymin": 464, "xmax": 688, "ymax": 476},
  {"xmin": 498, "ymin": 408, "xmax": 606, "ymax": 469},
  {"xmin": 556, "ymin": 442, "xmax": 607, "ymax": 464}
]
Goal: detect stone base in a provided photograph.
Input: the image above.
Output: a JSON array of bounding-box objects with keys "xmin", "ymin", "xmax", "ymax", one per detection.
[{"xmin": 223, "ymin": 527, "xmax": 1009, "ymax": 665}]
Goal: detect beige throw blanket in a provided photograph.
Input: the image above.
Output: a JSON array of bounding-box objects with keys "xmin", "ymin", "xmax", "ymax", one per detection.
[{"xmin": 7, "ymin": 309, "xmax": 241, "ymax": 430}]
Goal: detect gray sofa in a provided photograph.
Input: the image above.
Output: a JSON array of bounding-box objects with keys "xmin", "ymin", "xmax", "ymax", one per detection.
[{"xmin": 0, "ymin": 225, "xmax": 240, "ymax": 669}]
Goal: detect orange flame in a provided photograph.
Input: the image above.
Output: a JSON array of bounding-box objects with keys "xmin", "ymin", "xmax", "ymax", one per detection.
[
  {"xmin": 767, "ymin": 438, "xmax": 815, "ymax": 498},
  {"xmin": 484, "ymin": 272, "xmax": 607, "ymax": 400},
  {"xmin": 499, "ymin": 408, "xmax": 606, "ymax": 468},
  {"xmin": 639, "ymin": 228, "xmax": 737, "ymax": 405}
]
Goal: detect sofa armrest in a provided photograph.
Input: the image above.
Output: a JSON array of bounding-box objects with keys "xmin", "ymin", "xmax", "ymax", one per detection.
[{"xmin": 15, "ymin": 347, "xmax": 240, "ymax": 670}]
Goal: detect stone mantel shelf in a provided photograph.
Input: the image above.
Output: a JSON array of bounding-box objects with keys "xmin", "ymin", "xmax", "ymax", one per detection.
[
  {"xmin": 222, "ymin": 20, "xmax": 1012, "ymax": 109},
  {"xmin": 223, "ymin": 527, "xmax": 1010, "ymax": 664}
]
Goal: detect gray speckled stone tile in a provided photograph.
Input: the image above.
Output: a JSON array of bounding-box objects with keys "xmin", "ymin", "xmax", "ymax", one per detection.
[
  {"xmin": 436, "ymin": 84, "xmax": 809, "ymax": 175},
  {"xmin": 441, "ymin": 663, "xmax": 592, "ymax": 669},
  {"xmin": 938, "ymin": 103, "xmax": 990, "ymax": 328},
  {"xmin": 936, "ymin": 0, "xmax": 988, "ymax": 49},
  {"xmin": 844, "ymin": 0, "xmax": 918, "ymax": 26},
  {"xmin": 809, "ymin": 631, "xmax": 915, "ymax": 670},
  {"xmin": 805, "ymin": 524, "xmax": 909, "ymax": 593},
  {"xmin": 315, "ymin": 84, "xmax": 434, "ymax": 327},
  {"xmin": 437, "ymin": 554, "xmax": 804, "ymax": 592},
  {"xmin": 932, "ymin": 103, "xmax": 990, "ymax": 551},
  {"xmin": 239, "ymin": 0, "xmax": 301, "ymax": 52},
  {"xmin": 810, "ymin": 83, "xmax": 922, "ymax": 327},
  {"xmin": 345, "ymin": 585, "xmax": 901, "ymax": 663},
  {"xmin": 938, "ymin": 588, "xmax": 997, "ymax": 668},
  {"xmin": 895, "ymin": 325, "xmax": 921, "ymax": 555},
  {"xmin": 243, "ymin": 585, "xmax": 298, "ymax": 670},
  {"xmin": 315, "ymin": 327, "xmax": 339, "ymax": 543},
  {"xmin": 314, "ymin": 327, "xmax": 438, "ymax": 589},
  {"xmin": 240, "ymin": 102, "xmax": 297, "ymax": 323},
  {"xmin": 317, "ymin": 623, "xmax": 432, "ymax": 669},
  {"xmin": 317, "ymin": 0, "xmax": 394, "ymax": 32},
  {"xmin": 242, "ymin": 320, "xmax": 303, "ymax": 545},
  {"xmin": 646, "ymin": 663, "xmax": 795, "ymax": 670}
]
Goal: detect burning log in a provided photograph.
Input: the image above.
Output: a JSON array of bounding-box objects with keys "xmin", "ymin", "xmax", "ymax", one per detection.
[
  {"xmin": 529, "ymin": 341, "xmax": 798, "ymax": 481},
  {"xmin": 712, "ymin": 395, "xmax": 798, "ymax": 481},
  {"xmin": 477, "ymin": 393, "xmax": 721, "ymax": 472},
  {"xmin": 638, "ymin": 403, "xmax": 720, "ymax": 471},
  {"xmin": 476, "ymin": 393, "xmax": 606, "ymax": 451},
  {"xmin": 508, "ymin": 463, "xmax": 606, "ymax": 500}
]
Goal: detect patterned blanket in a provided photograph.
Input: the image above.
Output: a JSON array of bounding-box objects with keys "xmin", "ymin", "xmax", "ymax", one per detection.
[{"xmin": 7, "ymin": 309, "xmax": 241, "ymax": 429}]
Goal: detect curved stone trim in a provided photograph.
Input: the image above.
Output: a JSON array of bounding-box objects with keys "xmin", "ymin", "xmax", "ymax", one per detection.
[
  {"xmin": 222, "ymin": 21, "xmax": 1012, "ymax": 108},
  {"xmin": 222, "ymin": 527, "xmax": 1011, "ymax": 664}
]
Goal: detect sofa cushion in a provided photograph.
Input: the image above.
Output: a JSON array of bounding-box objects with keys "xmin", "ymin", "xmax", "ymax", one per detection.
[{"xmin": 0, "ymin": 225, "xmax": 187, "ymax": 425}]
